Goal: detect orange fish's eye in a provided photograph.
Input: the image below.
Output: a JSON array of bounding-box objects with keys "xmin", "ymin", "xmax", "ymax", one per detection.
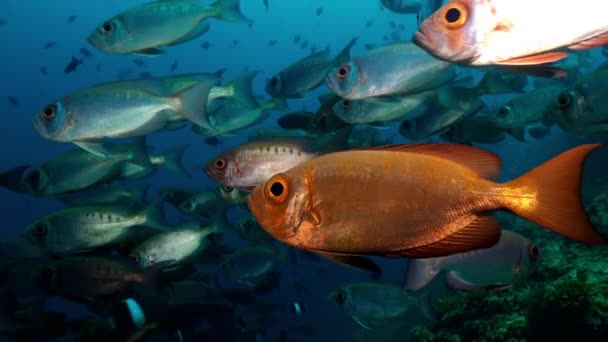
[
  {"xmin": 265, "ymin": 174, "xmax": 289, "ymax": 204},
  {"xmin": 441, "ymin": 2, "xmax": 469, "ymax": 30},
  {"xmin": 214, "ymin": 158, "xmax": 227, "ymax": 171},
  {"xmin": 337, "ymin": 65, "xmax": 350, "ymax": 80},
  {"xmin": 528, "ymin": 244, "xmax": 539, "ymax": 262}
]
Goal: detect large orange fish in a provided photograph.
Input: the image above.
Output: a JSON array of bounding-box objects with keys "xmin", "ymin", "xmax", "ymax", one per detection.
[{"xmin": 247, "ymin": 144, "xmax": 605, "ymax": 269}]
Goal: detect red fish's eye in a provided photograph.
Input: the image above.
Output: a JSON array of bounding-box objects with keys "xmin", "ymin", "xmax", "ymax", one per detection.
[
  {"xmin": 441, "ymin": 2, "xmax": 469, "ymax": 30},
  {"xmin": 337, "ymin": 65, "xmax": 350, "ymax": 79},
  {"xmin": 528, "ymin": 244, "xmax": 539, "ymax": 262},
  {"xmin": 557, "ymin": 92, "xmax": 573, "ymax": 109},
  {"xmin": 214, "ymin": 158, "xmax": 227, "ymax": 171},
  {"xmin": 41, "ymin": 104, "xmax": 57, "ymax": 120}
]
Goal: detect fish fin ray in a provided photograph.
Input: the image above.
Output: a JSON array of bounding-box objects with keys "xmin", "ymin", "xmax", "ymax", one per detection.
[
  {"xmin": 174, "ymin": 78, "xmax": 218, "ymax": 129},
  {"xmin": 402, "ymin": 258, "xmax": 440, "ymax": 291},
  {"xmin": 359, "ymin": 143, "xmax": 501, "ymax": 180},
  {"xmin": 505, "ymin": 144, "xmax": 607, "ymax": 244},
  {"xmin": 314, "ymin": 252, "xmax": 381, "ymax": 276},
  {"xmin": 352, "ymin": 316, "xmax": 372, "ymax": 330},
  {"xmin": 495, "ymin": 52, "xmax": 568, "ymax": 65},
  {"xmin": 399, "ymin": 216, "xmax": 502, "ymax": 258},
  {"xmin": 133, "ymin": 48, "xmax": 165, "ymax": 56},
  {"xmin": 568, "ymin": 33, "xmax": 608, "ymax": 50},
  {"xmin": 73, "ymin": 140, "xmax": 112, "ymax": 157}
]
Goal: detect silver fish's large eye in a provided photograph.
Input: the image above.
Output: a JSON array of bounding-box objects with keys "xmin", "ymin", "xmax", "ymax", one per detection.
[
  {"xmin": 334, "ymin": 289, "xmax": 347, "ymax": 304},
  {"xmin": 336, "ymin": 65, "xmax": 350, "ymax": 80},
  {"xmin": 341, "ymin": 99, "xmax": 352, "ymax": 110},
  {"xmin": 498, "ymin": 106, "xmax": 511, "ymax": 117},
  {"xmin": 100, "ymin": 21, "xmax": 114, "ymax": 35},
  {"xmin": 557, "ymin": 92, "xmax": 573, "ymax": 109},
  {"xmin": 32, "ymin": 222, "xmax": 48, "ymax": 237},
  {"xmin": 41, "ymin": 104, "xmax": 57, "ymax": 120}
]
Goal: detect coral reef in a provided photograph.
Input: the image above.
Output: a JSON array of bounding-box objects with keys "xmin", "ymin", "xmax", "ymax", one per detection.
[{"xmin": 410, "ymin": 192, "xmax": 608, "ymax": 342}]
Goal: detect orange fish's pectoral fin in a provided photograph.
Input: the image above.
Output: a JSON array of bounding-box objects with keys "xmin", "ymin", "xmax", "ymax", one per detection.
[
  {"xmin": 314, "ymin": 252, "xmax": 382, "ymax": 277},
  {"xmin": 399, "ymin": 216, "xmax": 502, "ymax": 258},
  {"xmin": 505, "ymin": 144, "xmax": 608, "ymax": 244},
  {"xmin": 446, "ymin": 272, "xmax": 512, "ymax": 291},
  {"xmin": 360, "ymin": 144, "xmax": 501, "ymax": 180},
  {"xmin": 568, "ymin": 33, "xmax": 608, "ymax": 50}
]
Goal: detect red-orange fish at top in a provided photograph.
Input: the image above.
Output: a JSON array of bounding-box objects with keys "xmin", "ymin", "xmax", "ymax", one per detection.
[{"xmin": 247, "ymin": 144, "xmax": 606, "ymax": 263}]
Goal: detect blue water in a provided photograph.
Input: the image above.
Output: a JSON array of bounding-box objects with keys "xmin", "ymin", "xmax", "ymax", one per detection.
[{"xmin": 1, "ymin": 1, "xmax": 608, "ymax": 341}]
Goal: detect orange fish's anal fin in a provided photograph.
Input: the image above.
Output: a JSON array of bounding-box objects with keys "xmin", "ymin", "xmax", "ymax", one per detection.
[
  {"xmin": 398, "ymin": 216, "xmax": 502, "ymax": 258},
  {"xmin": 358, "ymin": 144, "xmax": 502, "ymax": 180},
  {"xmin": 568, "ymin": 32, "xmax": 608, "ymax": 50}
]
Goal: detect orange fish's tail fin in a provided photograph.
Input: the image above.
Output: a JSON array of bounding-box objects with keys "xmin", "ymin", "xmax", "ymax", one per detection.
[{"xmin": 504, "ymin": 144, "xmax": 606, "ymax": 244}]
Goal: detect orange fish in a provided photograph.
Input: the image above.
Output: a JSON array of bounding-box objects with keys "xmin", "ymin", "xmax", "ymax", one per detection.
[{"xmin": 247, "ymin": 144, "xmax": 605, "ymax": 268}]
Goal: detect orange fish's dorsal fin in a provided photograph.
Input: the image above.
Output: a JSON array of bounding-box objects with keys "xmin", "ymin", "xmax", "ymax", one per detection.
[
  {"xmin": 360, "ymin": 144, "xmax": 502, "ymax": 180},
  {"xmin": 568, "ymin": 33, "xmax": 608, "ymax": 50},
  {"xmin": 398, "ymin": 216, "xmax": 502, "ymax": 258},
  {"xmin": 495, "ymin": 51, "xmax": 569, "ymax": 65}
]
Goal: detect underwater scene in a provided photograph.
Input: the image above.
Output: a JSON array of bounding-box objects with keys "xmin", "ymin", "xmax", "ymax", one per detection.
[{"xmin": 2, "ymin": 0, "xmax": 608, "ymax": 340}]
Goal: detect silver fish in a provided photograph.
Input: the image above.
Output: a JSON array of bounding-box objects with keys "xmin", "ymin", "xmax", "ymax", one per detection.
[
  {"xmin": 88, "ymin": 0, "xmax": 250, "ymax": 55},
  {"xmin": 403, "ymin": 230, "xmax": 539, "ymax": 291}
]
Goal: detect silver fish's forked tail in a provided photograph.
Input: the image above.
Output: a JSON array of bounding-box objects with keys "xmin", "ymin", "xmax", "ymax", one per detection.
[{"xmin": 211, "ymin": 0, "xmax": 253, "ymax": 25}]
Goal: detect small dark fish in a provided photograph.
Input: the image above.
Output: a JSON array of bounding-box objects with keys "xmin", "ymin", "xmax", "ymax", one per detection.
[
  {"xmin": 366, "ymin": 20, "xmax": 373, "ymax": 28},
  {"xmin": 293, "ymin": 34, "xmax": 301, "ymax": 44},
  {"xmin": 67, "ymin": 15, "xmax": 76, "ymax": 23},
  {"xmin": 0, "ymin": 18, "xmax": 5, "ymax": 26},
  {"xmin": 204, "ymin": 136, "xmax": 223, "ymax": 146},
  {"xmin": 364, "ymin": 43, "xmax": 376, "ymax": 50},
  {"xmin": 96, "ymin": 63, "xmax": 101, "ymax": 72},
  {"xmin": 263, "ymin": 0, "xmax": 269, "ymax": 10},
  {"xmin": 233, "ymin": 39, "xmax": 239, "ymax": 46},
  {"xmin": 310, "ymin": 45, "xmax": 317, "ymax": 55},
  {"xmin": 201, "ymin": 41, "xmax": 211, "ymax": 49},
  {"xmin": 292, "ymin": 301, "xmax": 306, "ymax": 316},
  {"xmin": 7, "ymin": 96, "xmax": 19, "ymax": 105},
  {"xmin": 300, "ymin": 41, "xmax": 309, "ymax": 49},
  {"xmin": 389, "ymin": 21, "xmax": 396, "ymax": 29},
  {"xmin": 64, "ymin": 56, "xmax": 83, "ymax": 74},
  {"xmin": 79, "ymin": 47, "xmax": 92, "ymax": 57},
  {"xmin": 398, "ymin": 24, "xmax": 405, "ymax": 31},
  {"xmin": 170, "ymin": 60, "xmax": 178, "ymax": 73},
  {"xmin": 40, "ymin": 66, "xmax": 48, "ymax": 75},
  {"xmin": 316, "ymin": 7, "xmax": 323, "ymax": 16},
  {"xmin": 132, "ymin": 58, "xmax": 146, "ymax": 67},
  {"xmin": 43, "ymin": 41, "xmax": 56, "ymax": 49},
  {"xmin": 139, "ymin": 71, "xmax": 152, "ymax": 79},
  {"xmin": 268, "ymin": 40, "xmax": 277, "ymax": 47},
  {"xmin": 383, "ymin": 35, "xmax": 389, "ymax": 41}
]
